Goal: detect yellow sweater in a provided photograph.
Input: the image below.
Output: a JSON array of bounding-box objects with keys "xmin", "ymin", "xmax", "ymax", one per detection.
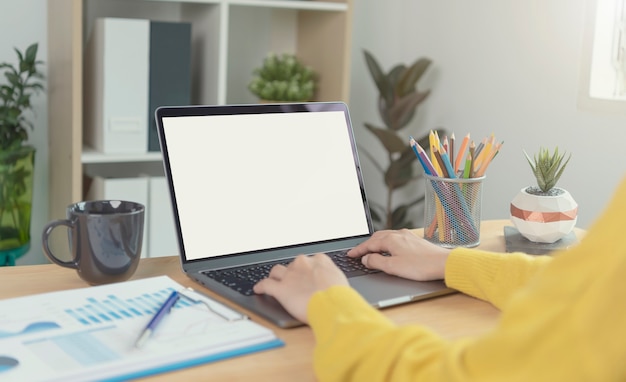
[{"xmin": 308, "ymin": 178, "xmax": 626, "ymax": 381}]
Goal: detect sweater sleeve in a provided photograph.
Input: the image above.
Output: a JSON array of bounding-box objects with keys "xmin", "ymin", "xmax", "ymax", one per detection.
[{"xmin": 444, "ymin": 248, "xmax": 552, "ymax": 309}]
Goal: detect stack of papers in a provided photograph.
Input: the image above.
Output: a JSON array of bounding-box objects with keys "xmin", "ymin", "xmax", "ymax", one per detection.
[{"xmin": 0, "ymin": 276, "xmax": 282, "ymax": 381}]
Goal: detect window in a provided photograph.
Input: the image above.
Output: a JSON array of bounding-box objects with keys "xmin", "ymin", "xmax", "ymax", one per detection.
[
  {"xmin": 590, "ymin": 0, "xmax": 626, "ymax": 100},
  {"xmin": 579, "ymin": 0, "xmax": 626, "ymax": 113}
]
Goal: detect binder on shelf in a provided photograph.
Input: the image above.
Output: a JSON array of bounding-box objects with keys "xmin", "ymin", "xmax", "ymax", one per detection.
[
  {"xmin": 0, "ymin": 276, "xmax": 283, "ymax": 381},
  {"xmin": 148, "ymin": 177, "xmax": 179, "ymax": 258},
  {"xmin": 84, "ymin": 17, "xmax": 150, "ymax": 154},
  {"xmin": 85, "ymin": 174, "xmax": 150, "ymax": 258},
  {"xmin": 148, "ymin": 21, "xmax": 192, "ymax": 152}
]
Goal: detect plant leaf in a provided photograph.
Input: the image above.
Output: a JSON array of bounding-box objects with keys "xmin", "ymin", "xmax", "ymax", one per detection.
[
  {"xmin": 369, "ymin": 204, "xmax": 383, "ymax": 224},
  {"xmin": 391, "ymin": 205, "xmax": 409, "ymax": 229},
  {"xmin": 364, "ymin": 123, "xmax": 407, "ymax": 153},
  {"xmin": 357, "ymin": 145, "xmax": 385, "ymax": 174},
  {"xmin": 384, "ymin": 147, "xmax": 416, "ymax": 189},
  {"xmin": 524, "ymin": 147, "xmax": 571, "ymax": 192},
  {"xmin": 387, "ymin": 90, "xmax": 431, "ymax": 131},
  {"xmin": 363, "ymin": 50, "xmax": 393, "ymax": 104},
  {"xmin": 397, "ymin": 57, "xmax": 432, "ymax": 96},
  {"xmin": 390, "ymin": 195, "xmax": 425, "ymax": 229},
  {"xmin": 388, "ymin": 64, "xmax": 406, "ymax": 94}
]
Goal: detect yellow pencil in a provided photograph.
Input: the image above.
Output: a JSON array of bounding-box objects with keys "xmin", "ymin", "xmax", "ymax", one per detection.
[
  {"xmin": 449, "ymin": 132, "xmax": 455, "ymax": 170},
  {"xmin": 429, "ymin": 131, "xmax": 443, "ymax": 176},
  {"xmin": 433, "ymin": 146, "xmax": 449, "ymax": 178},
  {"xmin": 475, "ymin": 134, "xmax": 494, "ymax": 169},
  {"xmin": 475, "ymin": 141, "xmax": 503, "ymax": 177},
  {"xmin": 428, "ymin": 130, "xmax": 436, "ymax": 154},
  {"xmin": 433, "ymin": 130, "xmax": 442, "ymax": 151}
]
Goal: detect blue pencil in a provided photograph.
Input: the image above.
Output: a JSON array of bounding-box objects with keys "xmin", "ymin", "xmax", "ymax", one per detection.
[
  {"xmin": 410, "ymin": 137, "xmax": 438, "ymax": 176},
  {"xmin": 439, "ymin": 150, "xmax": 456, "ymax": 179}
]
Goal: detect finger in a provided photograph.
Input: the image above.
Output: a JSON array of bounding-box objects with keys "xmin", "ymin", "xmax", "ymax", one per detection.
[
  {"xmin": 361, "ymin": 253, "xmax": 396, "ymax": 275},
  {"xmin": 267, "ymin": 264, "xmax": 288, "ymax": 280},
  {"xmin": 253, "ymin": 277, "xmax": 277, "ymax": 295},
  {"xmin": 347, "ymin": 231, "xmax": 394, "ymax": 258}
]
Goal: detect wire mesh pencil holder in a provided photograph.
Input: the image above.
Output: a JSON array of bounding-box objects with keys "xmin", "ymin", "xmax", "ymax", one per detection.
[{"xmin": 423, "ymin": 174, "xmax": 485, "ymax": 248}]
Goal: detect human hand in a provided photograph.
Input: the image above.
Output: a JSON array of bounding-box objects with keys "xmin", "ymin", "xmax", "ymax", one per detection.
[
  {"xmin": 347, "ymin": 229, "xmax": 451, "ymax": 281},
  {"xmin": 253, "ymin": 254, "xmax": 349, "ymax": 324}
]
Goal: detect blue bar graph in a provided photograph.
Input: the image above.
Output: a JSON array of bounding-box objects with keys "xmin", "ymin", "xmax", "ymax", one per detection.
[{"xmin": 64, "ymin": 287, "xmax": 195, "ymax": 326}]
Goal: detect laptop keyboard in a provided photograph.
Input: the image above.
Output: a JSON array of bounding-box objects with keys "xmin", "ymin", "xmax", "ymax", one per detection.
[{"xmin": 202, "ymin": 250, "xmax": 381, "ymax": 296}]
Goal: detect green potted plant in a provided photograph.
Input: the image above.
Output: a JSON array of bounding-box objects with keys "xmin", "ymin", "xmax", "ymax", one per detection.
[
  {"xmin": 360, "ymin": 49, "xmax": 441, "ymax": 229},
  {"xmin": 248, "ymin": 53, "xmax": 316, "ymax": 102},
  {"xmin": 0, "ymin": 43, "xmax": 44, "ymax": 266},
  {"xmin": 510, "ymin": 147, "xmax": 578, "ymax": 243}
]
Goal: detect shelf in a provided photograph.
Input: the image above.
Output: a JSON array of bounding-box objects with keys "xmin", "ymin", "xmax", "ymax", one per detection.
[
  {"xmin": 82, "ymin": 146, "xmax": 163, "ymax": 164},
  {"xmin": 48, "ymin": 0, "xmax": 352, "ymax": 225},
  {"xmin": 144, "ymin": 0, "xmax": 348, "ymax": 12},
  {"xmin": 227, "ymin": 0, "xmax": 348, "ymax": 11}
]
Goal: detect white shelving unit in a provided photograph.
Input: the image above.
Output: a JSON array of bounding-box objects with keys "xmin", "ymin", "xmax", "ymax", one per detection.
[{"xmin": 47, "ymin": 0, "xmax": 353, "ymax": 254}]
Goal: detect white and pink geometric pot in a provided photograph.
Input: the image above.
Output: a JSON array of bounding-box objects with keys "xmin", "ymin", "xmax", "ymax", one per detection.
[{"xmin": 510, "ymin": 187, "xmax": 578, "ymax": 244}]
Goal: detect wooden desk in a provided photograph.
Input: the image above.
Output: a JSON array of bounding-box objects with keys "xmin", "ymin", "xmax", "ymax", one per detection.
[{"xmin": 0, "ymin": 220, "xmax": 518, "ymax": 381}]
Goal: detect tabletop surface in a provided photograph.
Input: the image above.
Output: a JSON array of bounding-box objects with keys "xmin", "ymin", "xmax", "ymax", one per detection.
[{"xmin": 0, "ymin": 219, "xmax": 553, "ymax": 381}]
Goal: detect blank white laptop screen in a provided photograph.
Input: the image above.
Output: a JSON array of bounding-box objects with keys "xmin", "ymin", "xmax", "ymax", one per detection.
[{"xmin": 161, "ymin": 110, "xmax": 370, "ymax": 261}]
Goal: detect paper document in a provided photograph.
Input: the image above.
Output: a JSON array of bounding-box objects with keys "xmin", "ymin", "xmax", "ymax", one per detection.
[{"xmin": 0, "ymin": 276, "xmax": 283, "ymax": 381}]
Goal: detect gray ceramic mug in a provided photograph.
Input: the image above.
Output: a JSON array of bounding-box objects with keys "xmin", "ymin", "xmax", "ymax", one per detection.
[{"xmin": 42, "ymin": 200, "xmax": 145, "ymax": 285}]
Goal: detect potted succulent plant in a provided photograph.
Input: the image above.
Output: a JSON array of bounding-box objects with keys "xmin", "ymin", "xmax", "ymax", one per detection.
[
  {"xmin": 0, "ymin": 43, "xmax": 44, "ymax": 265},
  {"xmin": 248, "ymin": 53, "xmax": 316, "ymax": 102},
  {"xmin": 510, "ymin": 147, "xmax": 577, "ymax": 243}
]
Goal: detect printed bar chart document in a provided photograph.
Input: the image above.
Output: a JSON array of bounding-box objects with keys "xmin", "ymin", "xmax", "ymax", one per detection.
[{"xmin": 0, "ymin": 276, "xmax": 283, "ymax": 381}]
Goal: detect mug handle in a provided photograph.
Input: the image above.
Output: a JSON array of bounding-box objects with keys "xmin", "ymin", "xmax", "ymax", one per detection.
[{"xmin": 41, "ymin": 219, "xmax": 78, "ymax": 269}]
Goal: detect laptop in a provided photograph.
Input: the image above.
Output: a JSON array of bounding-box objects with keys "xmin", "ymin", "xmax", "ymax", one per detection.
[{"xmin": 155, "ymin": 102, "xmax": 453, "ymax": 328}]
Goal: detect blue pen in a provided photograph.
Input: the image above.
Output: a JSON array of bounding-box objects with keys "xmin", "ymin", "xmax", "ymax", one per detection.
[{"xmin": 135, "ymin": 290, "xmax": 180, "ymax": 348}]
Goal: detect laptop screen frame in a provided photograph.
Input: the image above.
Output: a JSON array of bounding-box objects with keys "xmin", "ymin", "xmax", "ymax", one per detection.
[{"xmin": 155, "ymin": 102, "xmax": 374, "ymax": 271}]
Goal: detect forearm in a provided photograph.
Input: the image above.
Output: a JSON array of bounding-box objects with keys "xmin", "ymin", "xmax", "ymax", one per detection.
[
  {"xmin": 309, "ymin": 286, "xmax": 458, "ymax": 382},
  {"xmin": 445, "ymin": 248, "xmax": 551, "ymax": 309}
]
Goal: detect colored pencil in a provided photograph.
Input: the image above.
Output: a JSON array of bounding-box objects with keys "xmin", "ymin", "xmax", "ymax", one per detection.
[
  {"xmin": 439, "ymin": 149, "xmax": 456, "ymax": 179},
  {"xmin": 454, "ymin": 133, "xmax": 470, "ymax": 174},
  {"xmin": 433, "ymin": 130, "xmax": 442, "ymax": 150},
  {"xmin": 410, "ymin": 137, "xmax": 434, "ymax": 176},
  {"xmin": 463, "ymin": 153, "xmax": 472, "ymax": 179},
  {"xmin": 432, "ymin": 146, "xmax": 449, "ymax": 178},
  {"xmin": 475, "ymin": 140, "xmax": 503, "ymax": 177},
  {"xmin": 428, "ymin": 131, "xmax": 442, "ymax": 176},
  {"xmin": 475, "ymin": 134, "xmax": 495, "ymax": 170},
  {"xmin": 474, "ymin": 137, "xmax": 487, "ymax": 162},
  {"xmin": 469, "ymin": 141, "xmax": 476, "ymax": 178},
  {"xmin": 411, "ymin": 138, "xmax": 439, "ymax": 176},
  {"xmin": 449, "ymin": 132, "xmax": 455, "ymax": 171}
]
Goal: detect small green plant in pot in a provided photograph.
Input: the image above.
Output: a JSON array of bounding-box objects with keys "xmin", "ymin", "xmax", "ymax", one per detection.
[
  {"xmin": 248, "ymin": 53, "xmax": 316, "ymax": 102},
  {"xmin": 510, "ymin": 147, "xmax": 578, "ymax": 243},
  {"xmin": 0, "ymin": 43, "xmax": 44, "ymax": 265},
  {"xmin": 524, "ymin": 147, "xmax": 571, "ymax": 196}
]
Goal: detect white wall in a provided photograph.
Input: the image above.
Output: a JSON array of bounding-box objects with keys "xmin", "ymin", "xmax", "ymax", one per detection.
[
  {"xmin": 0, "ymin": 0, "xmax": 48, "ymax": 265},
  {"xmin": 349, "ymin": 0, "xmax": 626, "ymax": 230}
]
